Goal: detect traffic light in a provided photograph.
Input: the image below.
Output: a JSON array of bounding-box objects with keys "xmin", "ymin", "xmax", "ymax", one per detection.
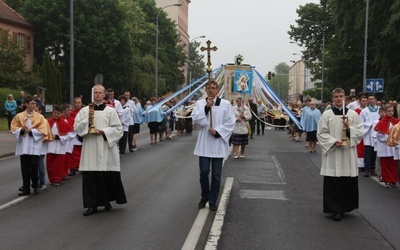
[{"xmin": 267, "ymin": 71, "xmax": 272, "ymax": 80}]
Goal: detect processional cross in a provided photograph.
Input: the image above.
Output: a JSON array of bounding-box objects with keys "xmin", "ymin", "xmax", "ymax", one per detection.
[{"xmin": 200, "ymin": 40, "xmax": 218, "ymax": 128}]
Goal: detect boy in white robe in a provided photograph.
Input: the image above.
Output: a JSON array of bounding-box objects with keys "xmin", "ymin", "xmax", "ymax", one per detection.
[
  {"xmin": 317, "ymin": 88, "xmax": 363, "ymax": 221},
  {"xmin": 11, "ymin": 96, "xmax": 51, "ymax": 196},
  {"xmin": 360, "ymin": 94, "xmax": 380, "ymax": 176},
  {"xmin": 192, "ymin": 81, "xmax": 236, "ymax": 211}
]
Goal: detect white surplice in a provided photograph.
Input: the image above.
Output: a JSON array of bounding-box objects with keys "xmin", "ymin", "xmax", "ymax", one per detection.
[
  {"xmin": 192, "ymin": 98, "xmax": 236, "ymax": 158},
  {"xmin": 360, "ymin": 107, "xmax": 380, "ymax": 146},
  {"xmin": 47, "ymin": 123, "xmax": 69, "ymax": 155},
  {"xmin": 12, "ymin": 115, "xmax": 45, "ymax": 156},
  {"xmin": 74, "ymin": 105, "xmax": 123, "ymax": 172},
  {"xmin": 317, "ymin": 109, "xmax": 364, "ymax": 177}
]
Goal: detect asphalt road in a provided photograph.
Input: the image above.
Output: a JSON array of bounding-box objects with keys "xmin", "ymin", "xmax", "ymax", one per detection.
[{"xmin": 1, "ymin": 127, "xmax": 400, "ymax": 250}]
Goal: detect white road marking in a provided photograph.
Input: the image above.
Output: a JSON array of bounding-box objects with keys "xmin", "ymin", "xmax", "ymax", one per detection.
[
  {"xmin": 182, "ymin": 146, "xmax": 233, "ymax": 250},
  {"xmin": 181, "ymin": 205, "xmax": 210, "ymax": 250},
  {"xmin": 370, "ymin": 175, "xmax": 386, "ymax": 187},
  {"xmin": 205, "ymin": 177, "xmax": 234, "ymax": 250},
  {"xmin": 0, "ymin": 196, "xmax": 29, "ymax": 211}
]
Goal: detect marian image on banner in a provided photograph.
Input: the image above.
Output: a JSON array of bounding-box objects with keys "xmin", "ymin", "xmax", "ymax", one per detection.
[{"xmin": 233, "ymin": 70, "xmax": 253, "ymax": 94}]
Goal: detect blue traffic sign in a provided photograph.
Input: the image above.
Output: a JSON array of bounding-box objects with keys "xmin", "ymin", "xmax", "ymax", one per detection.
[{"xmin": 365, "ymin": 78, "xmax": 384, "ymax": 93}]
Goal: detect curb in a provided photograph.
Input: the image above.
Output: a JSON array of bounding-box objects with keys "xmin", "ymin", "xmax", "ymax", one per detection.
[{"xmin": 0, "ymin": 153, "xmax": 15, "ymax": 159}]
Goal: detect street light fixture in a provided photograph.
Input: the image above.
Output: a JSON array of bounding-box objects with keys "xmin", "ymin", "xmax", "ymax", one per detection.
[
  {"xmin": 304, "ymin": 19, "xmax": 325, "ymax": 103},
  {"xmin": 155, "ymin": 3, "xmax": 182, "ymax": 100},
  {"xmin": 187, "ymin": 35, "xmax": 206, "ymax": 85},
  {"xmin": 362, "ymin": 0, "xmax": 370, "ymax": 93}
]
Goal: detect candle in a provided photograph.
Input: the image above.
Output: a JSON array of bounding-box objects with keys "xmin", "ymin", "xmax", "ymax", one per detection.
[
  {"xmin": 91, "ymin": 88, "xmax": 94, "ymax": 103},
  {"xmin": 342, "ymin": 99, "xmax": 345, "ymax": 116}
]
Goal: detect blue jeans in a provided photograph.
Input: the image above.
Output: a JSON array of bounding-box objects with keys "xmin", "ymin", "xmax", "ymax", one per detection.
[{"xmin": 199, "ymin": 157, "xmax": 223, "ymax": 205}]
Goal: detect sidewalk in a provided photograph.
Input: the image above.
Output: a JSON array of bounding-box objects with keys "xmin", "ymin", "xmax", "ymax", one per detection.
[{"xmin": 0, "ymin": 131, "xmax": 16, "ymax": 158}]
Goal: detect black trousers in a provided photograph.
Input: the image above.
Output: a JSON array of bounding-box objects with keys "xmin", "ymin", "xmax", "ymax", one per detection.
[
  {"xmin": 257, "ymin": 118, "xmax": 265, "ymax": 135},
  {"xmin": 249, "ymin": 119, "xmax": 256, "ymax": 137},
  {"xmin": 364, "ymin": 146, "xmax": 376, "ymax": 172},
  {"xmin": 119, "ymin": 131, "xmax": 128, "ymax": 153},
  {"xmin": 20, "ymin": 155, "xmax": 39, "ymax": 190},
  {"xmin": 128, "ymin": 125, "xmax": 134, "ymax": 150}
]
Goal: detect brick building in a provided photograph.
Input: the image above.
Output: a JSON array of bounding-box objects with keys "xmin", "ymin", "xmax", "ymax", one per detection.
[{"xmin": 0, "ymin": 0, "xmax": 34, "ymax": 69}]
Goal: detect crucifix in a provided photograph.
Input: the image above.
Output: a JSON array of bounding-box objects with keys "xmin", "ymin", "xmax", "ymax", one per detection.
[
  {"xmin": 200, "ymin": 40, "xmax": 218, "ymax": 128},
  {"xmin": 200, "ymin": 40, "xmax": 218, "ymax": 81}
]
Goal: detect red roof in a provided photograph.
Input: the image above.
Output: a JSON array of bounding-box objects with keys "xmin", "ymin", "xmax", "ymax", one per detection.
[{"xmin": 0, "ymin": 0, "xmax": 33, "ymax": 29}]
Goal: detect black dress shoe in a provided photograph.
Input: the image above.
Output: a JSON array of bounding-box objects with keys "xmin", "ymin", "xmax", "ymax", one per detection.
[
  {"xmin": 83, "ymin": 207, "xmax": 97, "ymax": 216},
  {"xmin": 332, "ymin": 213, "xmax": 341, "ymax": 221},
  {"xmin": 33, "ymin": 189, "xmax": 40, "ymax": 195},
  {"xmin": 198, "ymin": 199, "xmax": 208, "ymax": 209},
  {"xmin": 105, "ymin": 204, "xmax": 112, "ymax": 211},
  {"xmin": 18, "ymin": 190, "xmax": 30, "ymax": 196},
  {"xmin": 19, "ymin": 186, "xmax": 24, "ymax": 191},
  {"xmin": 209, "ymin": 204, "xmax": 218, "ymax": 211}
]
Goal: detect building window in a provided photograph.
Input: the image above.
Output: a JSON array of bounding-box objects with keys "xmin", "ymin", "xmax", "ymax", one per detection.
[{"xmin": 13, "ymin": 32, "xmax": 25, "ymax": 48}]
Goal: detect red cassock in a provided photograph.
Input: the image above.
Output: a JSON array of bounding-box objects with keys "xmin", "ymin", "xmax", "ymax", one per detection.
[{"xmin": 46, "ymin": 118, "xmax": 72, "ymax": 184}]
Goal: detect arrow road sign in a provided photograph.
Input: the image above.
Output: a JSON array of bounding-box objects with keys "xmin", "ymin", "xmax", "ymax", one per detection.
[{"xmin": 365, "ymin": 78, "xmax": 384, "ymax": 93}]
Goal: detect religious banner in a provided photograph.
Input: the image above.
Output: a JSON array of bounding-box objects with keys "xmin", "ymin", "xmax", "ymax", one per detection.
[{"xmin": 233, "ymin": 70, "xmax": 253, "ymax": 94}]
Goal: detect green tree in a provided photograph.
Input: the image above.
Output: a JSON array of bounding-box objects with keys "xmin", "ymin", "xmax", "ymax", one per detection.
[
  {"xmin": 288, "ymin": 0, "xmax": 400, "ymax": 101},
  {"xmin": 0, "ymin": 29, "xmax": 32, "ymax": 89},
  {"xmin": 288, "ymin": 1, "xmax": 333, "ymax": 102},
  {"xmin": 36, "ymin": 53, "xmax": 64, "ymax": 104},
  {"xmin": 136, "ymin": 0, "xmax": 185, "ymax": 97},
  {"xmin": 372, "ymin": 0, "xmax": 400, "ymax": 100},
  {"xmin": 268, "ymin": 62, "xmax": 290, "ymax": 102},
  {"xmin": 188, "ymin": 40, "xmax": 205, "ymax": 82}
]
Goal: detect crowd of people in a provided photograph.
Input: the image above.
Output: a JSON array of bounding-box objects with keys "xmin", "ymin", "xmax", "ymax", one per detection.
[
  {"xmin": 7, "ymin": 85, "xmax": 200, "ymax": 216},
  {"xmin": 7, "ymin": 83, "xmax": 400, "ymax": 219}
]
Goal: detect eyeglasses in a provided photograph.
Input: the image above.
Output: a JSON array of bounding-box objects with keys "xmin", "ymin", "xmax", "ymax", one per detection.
[{"xmin": 28, "ymin": 102, "xmax": 37, "ymax": 105}]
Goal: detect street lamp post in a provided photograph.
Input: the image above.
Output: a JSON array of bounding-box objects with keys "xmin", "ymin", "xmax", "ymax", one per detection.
[
  {"xmin": 187, "ymin": 35, "xmax": 205, "ymax": 92},
  {"xmin": 362, "ymin": 0, "xmax": 370, "ymax": 92},
  {"xmin": 70, "ymin": 0, "xmax": 74, "ymax": 105},
  {"xmin": 155, "ymin": 3, "xmax": 182, "ymax": 100},
  {"xmin": 304, "ymin": 19, "xmax": 325, "ymax": 103}
]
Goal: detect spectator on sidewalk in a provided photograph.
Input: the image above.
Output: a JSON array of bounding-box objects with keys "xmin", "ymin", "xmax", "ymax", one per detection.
[
  {"xmin": 16, "ymin": 91, "xmax": 25, "ymax": 113},
  {"xmin": 4, "ymin": 94, "xmax": 17, "ymax": 130}
]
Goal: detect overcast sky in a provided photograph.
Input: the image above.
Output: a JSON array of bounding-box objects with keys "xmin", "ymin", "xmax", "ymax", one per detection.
[{"xmin": 188, "ymin": 0, "xmax": 319, "ymax": 76}]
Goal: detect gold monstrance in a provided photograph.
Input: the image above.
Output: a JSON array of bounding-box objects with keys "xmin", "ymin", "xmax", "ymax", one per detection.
[
  {"xmin": 340, "ymin": 115, "xmax": 348, "ymax": 146},
  {"xmin": 200, "ymin": 40, "xmax": 218, "ymax": 128},
  {"xmin": 88, "ymin": 103, "xmax": 97, "ymax": 134}
]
